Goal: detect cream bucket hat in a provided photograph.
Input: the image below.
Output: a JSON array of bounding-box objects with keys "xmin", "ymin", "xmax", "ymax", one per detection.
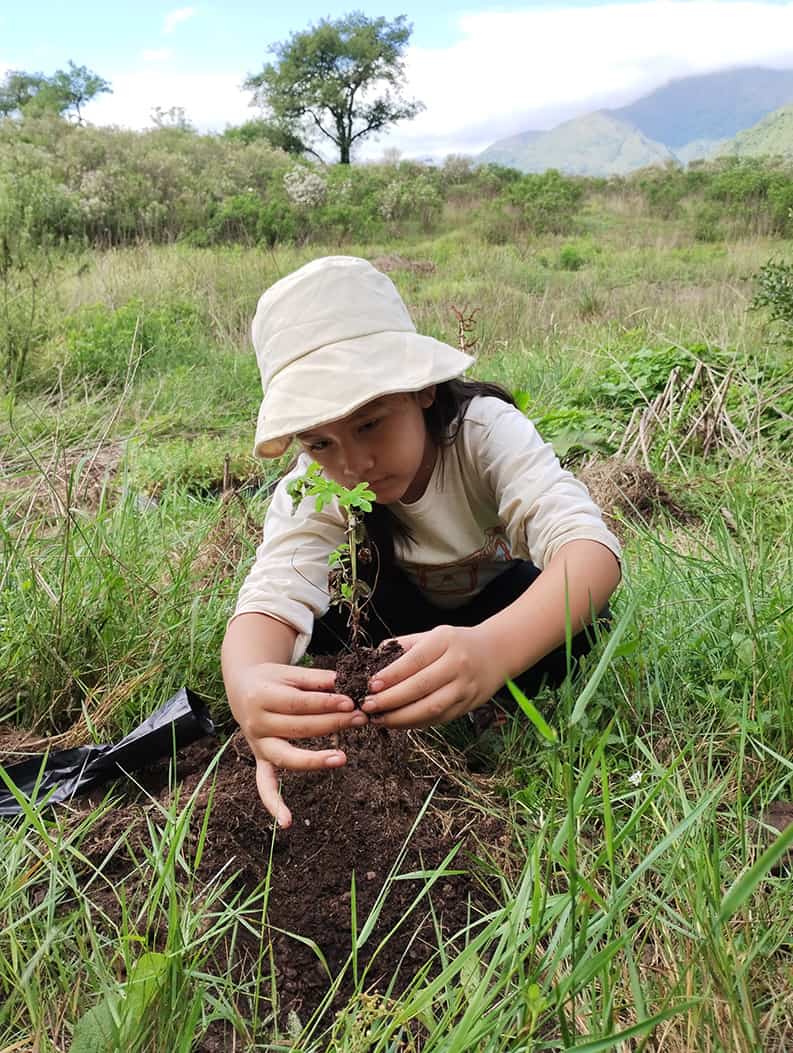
[{"xmin": 251, "ymin": 255, "xmax": 475, "ymax": 457}]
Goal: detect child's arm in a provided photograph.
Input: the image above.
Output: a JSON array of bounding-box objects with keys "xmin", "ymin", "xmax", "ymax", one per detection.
[
  {"xmin": 222, "ymin": 612, "xmax": 365, "ymax": 827},
  {"xmin": 360, "ymin": 539, "xmax": 620, "ymax": 729}
]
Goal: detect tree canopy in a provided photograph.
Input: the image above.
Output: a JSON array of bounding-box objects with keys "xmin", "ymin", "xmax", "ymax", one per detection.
[
  {"xmin": 243, "ymin": 12, "xmax": 424, "ymax": 164},
  {"xmin": 0, "ymin": 61, "xmax": 111, "ymax": 122}
]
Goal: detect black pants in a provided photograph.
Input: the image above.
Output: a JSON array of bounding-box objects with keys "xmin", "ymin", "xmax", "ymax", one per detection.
[{"xmin": 308, "ymin": 560, "xmax": 609, "ymax": 704}]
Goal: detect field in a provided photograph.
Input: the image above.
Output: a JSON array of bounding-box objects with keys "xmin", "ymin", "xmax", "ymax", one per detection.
[{"xmin": 1, "ymin": 188, "xmax": 793, "ymax": 1051}]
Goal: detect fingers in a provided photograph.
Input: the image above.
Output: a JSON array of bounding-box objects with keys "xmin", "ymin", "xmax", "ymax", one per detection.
[
  {"xmin": 262, "ymin": 687, "xmax": 355, "ymax": 717},
  {"xmin": 255, "ymin": 759, "xmax": 292, "ymax": 829},
  {"xmin": 285, "ymin": 665, "xmax": 341, "ymax": 693},
  {"xmin": 371, "ymin": 687, "xmax": 469, "ymax": 730},
  {"xmin": 368, "ymin": 631, "xmax": 448, "ymax": 694},
  {"xmin": 249, "ymin": 708, "xmax": 368, "ymax": 740},
  {"xmin": 254, "ymin": 741, "xmax": 349, "ymax": 828}
]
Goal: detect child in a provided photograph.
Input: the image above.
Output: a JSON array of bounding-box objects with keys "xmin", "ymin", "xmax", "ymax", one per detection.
[{"xmin": 221, "ymin": 256, "xmax": 621, "ymax": 828}]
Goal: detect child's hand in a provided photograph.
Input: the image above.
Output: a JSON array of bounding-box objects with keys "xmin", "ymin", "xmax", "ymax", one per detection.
[
  {"xmin": 360, "ymin": 625, "xmax": 506, "ymax": 729},
  {"xmin": 229, "ymin": 662, "xmax": 368, "ymax": 827}
]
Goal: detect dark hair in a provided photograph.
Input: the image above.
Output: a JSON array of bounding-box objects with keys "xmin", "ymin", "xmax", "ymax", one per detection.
[{"xmin": 364, "ymin": 378, "xmax": 516, "ymax": 576}]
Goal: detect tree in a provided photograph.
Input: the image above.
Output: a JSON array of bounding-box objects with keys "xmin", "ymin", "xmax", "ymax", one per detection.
[
  {"xmin": 0, "ymin": 70, "xmax": 50, "ymax": 117},
  {"xmin": 151, "ymin": 105, "xmax": 195, "ymax": 132},
  {"xmin": 243, "ymin": 12, "xmax": 424, "ymax": 164},
  {"xmin": 49, "ymin": 61, "xmax": 111, "ymax": 123},
  {"xmin": 223, "ymin": 117, "xmax": 307, "ymax": 156},
  {"xmin": 0, "ymin": 62, "xmax": 110, "ymax": 122}
]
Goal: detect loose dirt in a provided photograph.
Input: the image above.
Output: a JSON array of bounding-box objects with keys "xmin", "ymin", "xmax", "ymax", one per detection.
[
  {"xmin": 369, "ymin": 254, "xmax": 436, "ymax": 276},
  {"xmin": 578, "ymin": 456, "xmax": 693, "ymax": 541},
  {"xmin": 78, "ymin": 723, "xmax": 508, "ymax": 1030},
  {"xmin": 331, "ymin": 639, "xmax": 404, "ymax": 706}
]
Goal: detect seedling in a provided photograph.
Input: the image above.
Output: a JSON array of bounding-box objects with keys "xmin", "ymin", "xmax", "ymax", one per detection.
[{"xmin": 287, "ymin": 462, "xmax": 376, "ymax": 647}]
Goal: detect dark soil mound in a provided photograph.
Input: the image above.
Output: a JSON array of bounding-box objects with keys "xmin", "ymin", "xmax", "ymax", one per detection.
[
  {"xmin": 333, "ymin": 639, "xmax": 404, "ymax": 705},
  {"xmin": 79, "ymin": 726, "xmax": 508, "ymax": 1027}
]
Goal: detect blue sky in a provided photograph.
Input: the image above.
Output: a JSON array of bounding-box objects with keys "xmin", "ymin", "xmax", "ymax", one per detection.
[{"xmin": 4, "ymin": 1, "xmax": 793, "ymax": 157}]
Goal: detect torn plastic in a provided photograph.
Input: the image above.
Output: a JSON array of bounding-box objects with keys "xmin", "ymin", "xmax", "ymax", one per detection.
[{"xmin": 0, "ymin": 687, "xmax": 215, "ymax": 816}]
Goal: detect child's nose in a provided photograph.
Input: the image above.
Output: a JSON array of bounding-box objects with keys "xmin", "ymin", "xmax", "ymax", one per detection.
[{"xmin": 341, "ymin": 445, "xmax": 375, "ymax": 481}]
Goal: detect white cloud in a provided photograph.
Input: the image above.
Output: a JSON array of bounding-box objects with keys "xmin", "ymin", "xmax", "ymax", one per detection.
[
  {"xmin": 142, "ymin": 49, "xmax": 173, "ymax": 63},
  {"xmin": 85, "ymin": 1, "xmax": 793, "ymax": 157},
  {"xmin": 368, "ymin": 0, "xmax": 793, "ymax": 158},
  {"xmin": 163, "ymin": 7, "xmax": 196, "ymax": 34},
  {"xmin": 83, "ymin": 70, "xmax": 250, "ymax": 131}
]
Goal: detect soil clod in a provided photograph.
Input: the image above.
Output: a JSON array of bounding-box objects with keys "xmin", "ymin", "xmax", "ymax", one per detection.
[{"xmin": 334, "ymin": 639, "xmax": 404, "ymax": 705}]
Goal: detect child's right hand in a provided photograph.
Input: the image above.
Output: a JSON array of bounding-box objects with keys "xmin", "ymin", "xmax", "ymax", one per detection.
[{"xmin": 228, "ymin": 662, "xmax": 366, "ymax": 828}]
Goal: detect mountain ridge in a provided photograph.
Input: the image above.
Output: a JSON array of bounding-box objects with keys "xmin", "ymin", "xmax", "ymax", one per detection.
[{"xmin": 479, "ymin": 66, "xmax": 793, "ymax": 175}]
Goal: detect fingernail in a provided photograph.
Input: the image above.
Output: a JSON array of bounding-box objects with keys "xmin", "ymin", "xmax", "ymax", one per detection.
[
  {"xmin": 351, "ymin": 714, "xmax": 368, "ymax": 727},
  {"xmin": 325, "ymin": 752, "xmax": 345, "ymax": 767},
  {"xmin": 362, "ymin": 700, "xmax": 375, "ymax": 712},
  {"xmin": 338, "ymin": 699, "xmax": 354, "ymax": 711},
  {"xmin": 370, "ymin": 679, "xmax": 384, "ymax": 692}
]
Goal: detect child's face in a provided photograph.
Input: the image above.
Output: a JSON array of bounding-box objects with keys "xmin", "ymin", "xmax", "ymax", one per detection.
[{"xmin": 296, "ymin": 389, "xmax": 436, "ymax": 504}]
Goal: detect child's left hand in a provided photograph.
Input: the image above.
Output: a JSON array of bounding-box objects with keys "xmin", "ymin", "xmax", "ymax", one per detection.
[{"xmin": 360, "ymin": 625, "xmax": 507, "ymax": 728}]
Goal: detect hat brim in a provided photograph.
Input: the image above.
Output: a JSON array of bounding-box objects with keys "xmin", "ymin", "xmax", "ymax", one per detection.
[{"xmin": 254, "ymin": 331, "xmax": 474, "ymax": 458}]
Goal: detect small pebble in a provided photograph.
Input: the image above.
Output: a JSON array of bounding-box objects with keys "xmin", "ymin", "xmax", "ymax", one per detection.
[{"xmin": 366, "ymin": 870, "xmax": 376, "ymax": 880}]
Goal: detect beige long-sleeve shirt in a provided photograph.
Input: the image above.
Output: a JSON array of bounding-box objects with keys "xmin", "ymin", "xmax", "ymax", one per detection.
[{"xmin": 232, "ymin": 396, "xmax": 622, "ymax": 662}]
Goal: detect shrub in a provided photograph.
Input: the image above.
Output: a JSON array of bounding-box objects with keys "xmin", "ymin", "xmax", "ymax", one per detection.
[
  {"xmin": 692, "ymin": 203, "xmax": 723, "ymax": 243},
  {"xmin": 558, "ymin": 244, "xmax": 587, "ymax": 271},
  {"xmin": 60, "ymin": 299, "xmax": 207, "ymax": 384},
  {"xmin": 751, "ymin": 258, "xmax": 793, "ymax": 331},
  {"xmin": 377, "ymin": 175, "xmax": 442, "ymax": 231},
  {"xmin": 475, "ymin": 201, "xmax": 522, "ymax": 244},
  {"xmin": 505, "ymin": 170, "xmax": 584, "ymax": 235},
  {"xmin": 590, "ymin": 343, "xmax": 724, "ymax": 409},
  {"xmin": 208, "ymin": 193, "xmax": 267, "ymax": 243},
  {"xmin": 283, "ymin": 166, "xmax": 328, "ymax": 208}
]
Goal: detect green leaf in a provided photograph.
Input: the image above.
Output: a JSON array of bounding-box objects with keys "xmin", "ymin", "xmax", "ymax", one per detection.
[
  {"xmin": 506, "ymin": 679, "xmax": 557, "ymax": 742},
  {"xmin": 70, "ymin": 952, "xmax": 168, "ymax": 1052}
]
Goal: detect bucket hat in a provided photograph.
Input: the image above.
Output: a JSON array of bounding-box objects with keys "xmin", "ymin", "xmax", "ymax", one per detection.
[{"xmin": 251, "ymin": 255, "xmax": 475, "ymax": 457}]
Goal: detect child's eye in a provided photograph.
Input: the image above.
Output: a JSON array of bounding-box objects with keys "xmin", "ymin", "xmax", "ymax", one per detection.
[
  {"xmin": 359, "ymin": 418, "xmax": 381, "ymax": 434},
  {"xmin": 304, "ymin": 438, "xmax": 330, "ymax": 452}
]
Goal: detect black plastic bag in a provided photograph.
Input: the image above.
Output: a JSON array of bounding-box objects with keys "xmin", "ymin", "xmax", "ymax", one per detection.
[{"xmin": 0, "ymin": 687, "xmax": 215, "ymax": 816}]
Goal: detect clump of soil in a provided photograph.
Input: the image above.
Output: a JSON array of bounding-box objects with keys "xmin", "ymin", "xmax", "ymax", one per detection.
[
  {"xmin": 0, "ymin": 441, "xmax": 124, "ymax": 522},
  {"xmin": 369, "ymin": 254, "xmax": 436, "ymax": 276},
  {"xmin": 751, "ymin": 802, "xmax": 793, "ymax": 872},
  {"xmin": 78, "ymin": 724, "xmax": 508, "ymax": 1026},
  {"xmin": 0, "ymin": 728, "xmax": 43, "ymax": 765},
  {"xmin": 334, "ymin": 639, "xmax": 404, "ymax": 705},
  {"xmin": 578, "ymin": 456, "xmax": 693, "ymax": 541}
]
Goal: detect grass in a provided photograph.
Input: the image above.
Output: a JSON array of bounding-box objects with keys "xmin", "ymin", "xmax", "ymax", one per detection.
[{"xmin": 1, "ymin": 197, "xmax": 792, "ymax": 1050}]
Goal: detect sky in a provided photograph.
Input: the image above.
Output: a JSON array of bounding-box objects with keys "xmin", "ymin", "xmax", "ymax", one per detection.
[{"xmin": 4, "ymin": 1, "xmax": 793, "ymax": 158}]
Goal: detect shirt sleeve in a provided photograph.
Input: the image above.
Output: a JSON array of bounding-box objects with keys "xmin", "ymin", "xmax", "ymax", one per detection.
[
  {"xmin": 229, "ymin": 456, "xmax": 347, "ymax": 663},
  {"xmin": 469, "ymin": 399, "xmax": 622, "ymax": 569}
]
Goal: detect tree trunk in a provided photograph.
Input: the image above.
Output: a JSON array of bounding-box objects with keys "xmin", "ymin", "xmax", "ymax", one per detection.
[{"xmin": 339, "ymin": 139, "xmax": 351, "ymax": 164}]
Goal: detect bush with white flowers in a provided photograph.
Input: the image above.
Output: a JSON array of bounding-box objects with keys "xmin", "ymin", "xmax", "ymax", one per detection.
[{"xmin": 283, "ymin": 166, "xmax": 328, "ymax": 208}]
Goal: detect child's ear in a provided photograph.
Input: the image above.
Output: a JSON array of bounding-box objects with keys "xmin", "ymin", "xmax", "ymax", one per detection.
[{"xmin": 417, "ymin": 385, "xmax": 436, "ymax": 409}]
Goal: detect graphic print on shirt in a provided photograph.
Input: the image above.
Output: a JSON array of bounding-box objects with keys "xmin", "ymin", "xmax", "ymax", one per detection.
[{"xmin": 401, "ymin": 525, "xmax": 513, "ymax": 597}]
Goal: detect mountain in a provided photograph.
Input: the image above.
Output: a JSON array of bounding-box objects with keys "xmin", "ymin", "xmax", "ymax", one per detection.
[
  {"xmin": 611, "ymin": 66, "xmax": 793, "ymax": 150},
  {"xmin": 476, "ymin": 129, "xmax": 543, "ymax": 168},
  {"xmin": 478, "ymin": 111, "xmax": 675, "ymax": 175},
  {"xmin": 715, "ymin": 104, "xmax": 793, "ymax": 159},
  {"xmin": 478, "ymin": 66, "xmax": 793, "ymax": 176}
]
